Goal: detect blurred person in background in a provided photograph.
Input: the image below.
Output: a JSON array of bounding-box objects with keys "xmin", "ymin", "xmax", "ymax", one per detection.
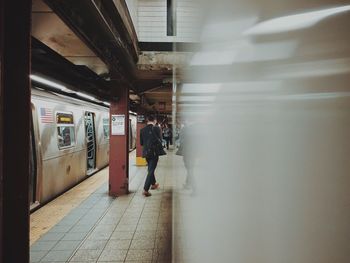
[
  {"xmin": 163, "ymin": 123, "xmax": 172, "ymax": 150},
  {"xmin": 177, "ymin": 120, "xmax": 196, "ymax": 192}
]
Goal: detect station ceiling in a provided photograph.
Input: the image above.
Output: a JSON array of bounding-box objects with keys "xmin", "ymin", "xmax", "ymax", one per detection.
[
  {"xmin": 31, "ymin": 0, "xmax": 187, "ymax": 114},
  {"xmin": 32, "ymin": 0, "xmax": 109, "ymax": 76}
]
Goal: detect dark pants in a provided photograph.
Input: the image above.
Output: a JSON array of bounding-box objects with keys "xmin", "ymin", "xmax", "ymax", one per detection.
[
  {"xmin": 144, "ymin": 156, "xmax": 159, "ymax": 191},
  {"xmin": 164, "ymin": 137, "xmax": 170, "ymax": 149}
]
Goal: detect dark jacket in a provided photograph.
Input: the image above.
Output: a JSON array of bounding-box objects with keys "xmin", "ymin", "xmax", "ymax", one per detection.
[
  {"xmin": 140, "ymin": 124, "xmax": 162, "ymax": 158},
  {"xmin": 163, "ymin": 127, "xmax": 171, "ymax": 138}
]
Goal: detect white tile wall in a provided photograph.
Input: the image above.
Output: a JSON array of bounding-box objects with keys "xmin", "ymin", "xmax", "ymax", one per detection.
[
  {"xmin": 136, "ymin": 0, "xmax": 200, "ymax": 42},
  {"xmin": 125, "ymin": 0, "xmax": 139, "ymax": 33}
]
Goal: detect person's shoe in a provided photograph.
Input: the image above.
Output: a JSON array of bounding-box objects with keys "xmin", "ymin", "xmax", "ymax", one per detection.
[
  {"xmin": 150, "ymin": 183, "xmax": 160, "ymax": 190},
  {"xmin": 143, "ymin": 191, "xmax": 152, "ymax": 197}
]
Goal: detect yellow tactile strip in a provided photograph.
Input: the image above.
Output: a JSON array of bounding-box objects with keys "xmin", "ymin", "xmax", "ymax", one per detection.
[{"xmin": 30, "ymin": 167, "xmax": 109, "ymax": 245}]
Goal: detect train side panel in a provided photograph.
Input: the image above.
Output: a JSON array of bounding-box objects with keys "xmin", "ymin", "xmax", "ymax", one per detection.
[
  {"xmin": 32, "ymin": 90, "xmax": 109, "ymax": 203},
  {"xmin": 31, "ymin": 89, "xmax": 137, "ymax": 205},
  {"xmin": 33, "ymin": 98, "xmax": 86, "ymax": 202}
]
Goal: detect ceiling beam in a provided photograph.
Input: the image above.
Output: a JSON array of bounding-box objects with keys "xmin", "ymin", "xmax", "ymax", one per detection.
[
  {"xmin": 32, "ymin": 37, "xmax": 112, "ymax": 100},
  {"xmin": 45, "ymin": 0, "xmax": 139, "ymax": 89}
]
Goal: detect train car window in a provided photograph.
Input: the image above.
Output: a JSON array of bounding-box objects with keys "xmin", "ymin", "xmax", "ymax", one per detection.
[
  {"xmin": 56, "ymin": 112, "xmax": 76, "ymax": 149},
  {"xmin": 103, "ymin": 118, "xmax": 110, "ymax": 139}
]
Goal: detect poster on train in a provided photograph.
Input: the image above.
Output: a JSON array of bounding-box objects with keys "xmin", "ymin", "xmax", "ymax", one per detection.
[{"xmin": 111, "ymin": 114, "xmax": 125, "ymax": 135}]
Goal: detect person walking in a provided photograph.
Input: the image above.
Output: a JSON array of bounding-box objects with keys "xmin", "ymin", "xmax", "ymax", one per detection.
[
  {"xmin": 162, "ymin": 124, "xmax": 171, "ymax": 150},
  {"xmin": 178, "ymin": 121, "xmax": 196, "ymax": 192},
  {"xmin": 140, "ymin": 115, "xmax": 161, "ymax": 197}
]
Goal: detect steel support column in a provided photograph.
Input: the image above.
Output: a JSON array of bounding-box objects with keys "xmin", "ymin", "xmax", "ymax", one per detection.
[
  {"xmin": 109, "ymin": 87, "xmax": 129, "ymax": 196},
  {"xmin": 0, "ymin": 0, "xmax": 31, "ymax": 261}
]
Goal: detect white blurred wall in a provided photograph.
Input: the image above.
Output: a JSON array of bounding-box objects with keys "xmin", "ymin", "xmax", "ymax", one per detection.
[{"xmin": 173, "ymin": 0, "xmax": 350, "ymax": 262}]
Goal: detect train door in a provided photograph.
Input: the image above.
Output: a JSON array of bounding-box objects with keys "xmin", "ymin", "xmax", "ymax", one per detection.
[
  {"xmin": 129, "ymin": 119, "xmax": 132, "ymax": 150},
  {"xmin": 29, "ymin": 115, "xmax": 37, "ymax": 206},
  {"xmin": 85, "ymin": 112, "xmax": 96, "ymax": 174}
]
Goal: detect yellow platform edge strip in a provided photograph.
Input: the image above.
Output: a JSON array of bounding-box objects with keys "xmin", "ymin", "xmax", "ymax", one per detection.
[{"xmin": 136, "ymin": 157, "xmax": 147, "ymax": 166}]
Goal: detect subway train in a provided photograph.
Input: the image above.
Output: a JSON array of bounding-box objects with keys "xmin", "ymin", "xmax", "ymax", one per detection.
[{"xmin": 30, "ymin": 88, "xmax": 137, "ymax": 210}]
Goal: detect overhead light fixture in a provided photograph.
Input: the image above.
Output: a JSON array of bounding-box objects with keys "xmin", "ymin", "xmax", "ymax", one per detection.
[
  {"xmin": 190, "ymin": 50, "xmax": 237, "ymax": 66},
  {"xmin": 178, "ymin": 96, "xmax": 215, "ymax": 103},
  {"xmin": 76, "ymin": 92, "xmax": 96, "ymax": 101},
  {"xmin": 244, "ymin": 5, "xmax": 350, "ymax": 35},
  {"xmin": 30, "ymin": 74, "xmax": 74, "ymax": 93},
  {"xmin": 103, "ymin": 102, "xmax": 111, "ymax": 106},
  {"xmin": 30, "ymin": 75, "xmax": 75, "ymax": 93},
  {"xmin": 181, "ymin": 83, "xmax": 221, "ymax": 93}
]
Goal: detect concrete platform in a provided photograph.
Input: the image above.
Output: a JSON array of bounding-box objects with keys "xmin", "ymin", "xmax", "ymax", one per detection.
[{"xmin": 30, "ymin": 151, "xmax": 174, "ymax": 263}]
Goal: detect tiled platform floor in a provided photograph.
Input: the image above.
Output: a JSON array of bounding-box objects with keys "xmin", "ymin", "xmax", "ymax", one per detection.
[
  {"xmin": 30, "ymin": 167, "xmax": 109, "ymax": 245},
  {"xmin": 30, "ymin": 152, "xmax": 174, "ymax": 263}
]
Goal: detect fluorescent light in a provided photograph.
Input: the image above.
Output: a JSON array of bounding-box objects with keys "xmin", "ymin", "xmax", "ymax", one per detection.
[
  {"xmin": 244, "ymin": 5, "xmax": 350, "ymax": 35},
  {"xmin": 61, "ymin": 88, "xmax": 74, "ymax": 93},
  {"xmin": 103, "ymin": 102, "xmax": 111, "ymax": 106},
  {"xmin": 30, "ymin": 75, "xmax": 75, "ymax": 93},
  {"xmin": 30, "ymin": 74, "xmax": 68, "ymax": 91},
  {"xmin": 76, "ymin": 92, "xmax": 96, "ymax": 101},
  {"xmin": 277, "ymin": 92, "xmax": 350, "ymax": 101},
  {"xmin": 233, "ymin": 41, "xmax": 297, "ymax": 62},
  {"xmin": 178, "ymin": 96, "xmax": 215, "ymax": 102},
  {"xmin": 267, "ymin": 58, "xmax": 350, "ymax": 78},
  {"xmin": 200, "ymin": 17, "xmax": 258, "ymax": 42},
  {"xmin": 181, "ymin": 83, "xmax": 221, "ymax": 93}
]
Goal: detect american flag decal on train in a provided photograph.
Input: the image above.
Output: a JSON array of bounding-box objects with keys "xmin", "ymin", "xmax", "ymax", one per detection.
[{"xmin": 40, "ymin": 108, "xmax": 53, "ymax": 123}]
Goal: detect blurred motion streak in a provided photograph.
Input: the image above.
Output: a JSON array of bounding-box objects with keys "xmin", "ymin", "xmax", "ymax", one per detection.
[
  {"xmin": 172, "ymin": 0, "xmax": 350, "ymax": 263},
  {"xmin": 244, "ymin": 5, "xmax": 350, "ymax": 35}
]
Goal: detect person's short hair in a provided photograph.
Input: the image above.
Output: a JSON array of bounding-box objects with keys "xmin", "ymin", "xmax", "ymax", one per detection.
[{"xmin": 147, "ymin": 115, "xmax": 155, "ymax": 122}]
